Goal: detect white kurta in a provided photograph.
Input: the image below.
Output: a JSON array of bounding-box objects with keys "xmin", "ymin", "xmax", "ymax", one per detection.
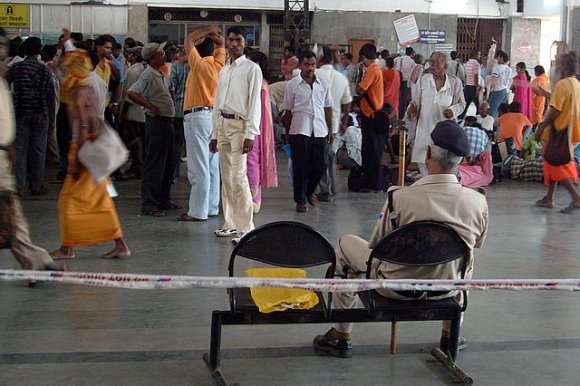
[{"xmin": 410, "ymin": 73, "xmax": 465, "ymax": 163}]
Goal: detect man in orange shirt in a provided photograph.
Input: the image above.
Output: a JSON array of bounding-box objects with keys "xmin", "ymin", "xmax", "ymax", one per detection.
[
  {"xmin": 178, "ymin": 26, "xmax": 225, "ymax": 222},
  {"xmin": 358, "ymin": 43, "xmax": 384, "ymax": 191},
  {"xmin": 531, "ymin": 65, "xmax": 549, "ymax": 128},
  {"xmin": 497, "ymin": 101, "xmax": 532, "ymax": 152}
]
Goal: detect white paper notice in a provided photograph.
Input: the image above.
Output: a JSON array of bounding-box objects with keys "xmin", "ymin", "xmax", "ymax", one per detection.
[{"xmin": 393, "ymin": 14, "xmax": 420, "ymax": 47}]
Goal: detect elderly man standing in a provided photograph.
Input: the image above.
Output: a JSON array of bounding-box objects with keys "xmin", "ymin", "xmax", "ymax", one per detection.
[
  {"xmin": 406, "ymin": 51, "xmax": 466, "ymax": 177},
  {"xmin": 282, "ymin": 50, "xmax": 333, "ymax": 212},
  {"xmin": 127, "ymin": 42, "xmax": 177, "ymax": 217},
  {"xmin": 313, "ymin": 121, "xmax": 488, "ymax": 358},
  {"xmin": 210, "ymin": 26, "xmax": 262, "ymax": 245},
  {"xmin": 6, "ymin": 37, "xmax": 55, "ymax": 196},
  {"xmin": 178, "ymin": 26, "xmax": 225, "ymax": 222}
]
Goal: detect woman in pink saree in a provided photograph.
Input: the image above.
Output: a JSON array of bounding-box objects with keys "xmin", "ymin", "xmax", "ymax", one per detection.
[
  {"xmin": 511, "ymin": 62, "xmax": 533, "ymax": 121},
  {"xmin": 247, "ymin": 51, "xmax": 278, "ymax": 213}
]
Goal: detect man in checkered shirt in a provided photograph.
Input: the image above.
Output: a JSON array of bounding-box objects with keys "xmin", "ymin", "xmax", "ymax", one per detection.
[{"xmin": 463, "ymin": 116, "xmax": 490, "ymax": 158}]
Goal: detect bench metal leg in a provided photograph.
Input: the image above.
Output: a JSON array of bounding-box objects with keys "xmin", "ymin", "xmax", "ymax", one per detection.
[
  {"xmin": 448, "ymin": 315, "xmax": 461, "ymax": 360},
  {"xmin": 203, "ymin": 312, "xmax": 231, "ymax": 386},
  {"xmin": 431, "ymin": 348, "xmax": 473, "ymax": 385},
  {"xmin": 390, "ymin": 321, "xmax": 397, "ymax": 355}
]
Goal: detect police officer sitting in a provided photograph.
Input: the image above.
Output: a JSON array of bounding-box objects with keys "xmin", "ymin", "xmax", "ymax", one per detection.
[{"xmin": 313, "ymin": 120, "xmax": 489, "ymax": 358}]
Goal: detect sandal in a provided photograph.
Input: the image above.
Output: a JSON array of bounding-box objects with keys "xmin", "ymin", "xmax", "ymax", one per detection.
[
  {"xmin": 561, "ymin": 202, "xmax": 580, "ymax": 214},
  {"xmin": 177, "ymin": 213, "xmax": 206, "ymax": 222},
  {"xmin": 535, "ymin": 197, "xmax": 554, "ymax": 208},
  {"xmin": 141, "ymin": 209, "xmax": 166, "ymax": 217}
]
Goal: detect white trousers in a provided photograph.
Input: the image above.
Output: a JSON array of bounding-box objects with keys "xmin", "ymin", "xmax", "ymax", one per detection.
[{"xmin": 216, "ymin": 117, "xmax": 254, "ymax": 233}]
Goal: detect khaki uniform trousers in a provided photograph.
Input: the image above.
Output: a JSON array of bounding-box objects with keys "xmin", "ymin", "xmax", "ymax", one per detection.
[
  {"xmin": 332, "ymin": 234, "xmax": 460, "ymax": 334},
  {"xmin": 0, "ymin": 150, "xmax": 54, "ymax": 270},
  {"xmin": 216, "ymin": 116, "xmax": 254, "ymax": 233}
]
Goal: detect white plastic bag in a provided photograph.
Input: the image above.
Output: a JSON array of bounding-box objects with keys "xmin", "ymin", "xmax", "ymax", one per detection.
[{"xmin": 78, "ymin": 120, "xmax": 129, "ymax": 185}]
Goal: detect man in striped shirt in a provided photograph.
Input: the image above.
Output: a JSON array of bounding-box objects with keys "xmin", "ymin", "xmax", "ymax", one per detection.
[
  {"xmin": 6, "ymin": 37, "xmax": 55, "ymax": 196},
  {"xmin": 459, "ymin": 50, "xmax": 481, "ymax": 120}
]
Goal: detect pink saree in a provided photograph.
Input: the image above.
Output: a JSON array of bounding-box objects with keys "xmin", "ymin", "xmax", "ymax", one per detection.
[
  {"xmin": 512, "ymin": 73, "xmax": 533, "ymax": 121},
  {"xmin": 247, "ymin": 80, "xmax": 278, "ymax": 213}
]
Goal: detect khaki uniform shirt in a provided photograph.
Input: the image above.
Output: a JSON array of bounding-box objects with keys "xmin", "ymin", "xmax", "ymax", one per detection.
[
  {"xmin": 0, "ymin": 77, "xmax": 16, "ymax": 191},
  {"xmin": 368, "ymin": 174, "xmax": 488, "ymax": 299}
]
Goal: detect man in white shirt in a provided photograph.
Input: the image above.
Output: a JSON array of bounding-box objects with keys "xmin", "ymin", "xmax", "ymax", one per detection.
[
  {"xmin": 282, "ymin": 50, "xmax": 333, "ymax": 213},
  {"xmin": 487, "ymin": 49, "xmax": 511, "ymax": 118},
  {"xmin": 476, "ymin": 101, "xmax": 494, "ymax": 135},
  {"xmin": 394, "ymin": 47, "xmax": 415, "ymax": 118},
  {"xmin": 209, "ymin": 26, "xmax": 262, "ymax": 245},
  {"xmin": 405, "ymin": 51, "xmax": 466, "ymax": 176},
  {"xmin": 315, "ymin": 45, "xmax": 352, "ymax": 202}
]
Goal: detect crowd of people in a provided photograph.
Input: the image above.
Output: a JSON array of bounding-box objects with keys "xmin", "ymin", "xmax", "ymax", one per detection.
[{"xmin": 1, "ymin": 21, "xmax": 580, "ymax": 360}]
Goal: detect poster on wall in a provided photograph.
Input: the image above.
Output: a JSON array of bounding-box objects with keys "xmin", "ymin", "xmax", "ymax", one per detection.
[{"xmin": 393, "ymin": 14, "xmax": 420, "ymax": 47}]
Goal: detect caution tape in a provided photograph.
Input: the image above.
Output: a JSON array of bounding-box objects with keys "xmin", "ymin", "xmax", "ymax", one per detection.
[{"xmin": 0, "ymin": 270, "xmax": 579, "ymax": 292}]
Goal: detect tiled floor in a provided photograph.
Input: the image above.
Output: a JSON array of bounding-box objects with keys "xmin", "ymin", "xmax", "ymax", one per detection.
[{"xmin": 1, "ymin": 158, "xmax": 579, "ymax": 385}]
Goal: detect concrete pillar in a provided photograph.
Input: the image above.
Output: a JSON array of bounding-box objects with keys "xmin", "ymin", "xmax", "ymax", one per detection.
[
  {"xmin": 504, "ymin": 16, "xmax": 541, "ymax": 68},
  {"xmin": 127, "ymin": 2, "xmax": 148, "ymax": 43},
  {"xmin": 260, "ymin": 12, "xmax": 270, "ymax": 55},
  {"xmin": 570, "ymin": 7, "xmax": 580, "ymax": 53}
]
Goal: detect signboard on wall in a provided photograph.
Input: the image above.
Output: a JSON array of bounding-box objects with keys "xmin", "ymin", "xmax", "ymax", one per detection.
[
  {"xmin": 393, "ymin": 14, "xmax": 420, "ymax": 47},
  {"xmin": 419, "ymin": 30, "xmax": 446, "ymax": 44},
  {"xmin": 434, "ymin": 44, "xmax": 454, "ymax": 54},
  {"xmin": 0, "ymin": 3, "xmax": 29, "ymax": 28}
]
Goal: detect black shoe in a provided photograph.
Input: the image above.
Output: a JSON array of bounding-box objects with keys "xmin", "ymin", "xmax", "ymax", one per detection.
[
  {"xmin": 307, "ymin": 194, "xmax": 318, "ymax": 207},
  {"xmin": 440, "ymin": 335, "xmax": 468, "ymax": 353},
  {"xmin": 315, "ymin": 193, "xmax": 333, "ymax": 202},
  {"xmin": 313, "ymin": 328, "xmax": 352, "ymax": 358}
]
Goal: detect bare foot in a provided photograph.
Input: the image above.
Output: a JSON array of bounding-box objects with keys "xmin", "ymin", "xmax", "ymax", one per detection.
[
  {"xmin": 101, "ymin": 247, "xmax": 131, "ymax": 259},
  {"xmin": 50, "ymin": 249, "xmax": 76, "ymax": 260}
]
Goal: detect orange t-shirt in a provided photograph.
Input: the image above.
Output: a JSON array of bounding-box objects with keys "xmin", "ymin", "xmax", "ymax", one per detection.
[
  {"xmin": 160, "ymin": 63, "xmax": 170, "ymax": 76},
  {"xmin": 184, "ymin": 47, "xmax": 226, "ymax": 110},
  {"xmin": 359, "ymin": 62, "xmax": 384, "ymax": 118},
  {"xmin": 498, "ymin": 112, "xmax": 532, "ymax": 150}
]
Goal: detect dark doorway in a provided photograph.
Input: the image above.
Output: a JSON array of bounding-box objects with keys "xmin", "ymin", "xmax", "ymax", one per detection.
[{"xmin": 456, "ymin": 18, "xmax": 505, "ymax": 62}]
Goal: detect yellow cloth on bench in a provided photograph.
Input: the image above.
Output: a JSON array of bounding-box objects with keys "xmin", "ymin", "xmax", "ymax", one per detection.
[{"xmin": 245, "ymin": 268, "xmax": 319, "ymax": 314}]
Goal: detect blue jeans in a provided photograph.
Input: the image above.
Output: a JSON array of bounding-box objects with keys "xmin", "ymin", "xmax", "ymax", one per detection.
[
  {"xmin": 14, "ymin": 113, "xmax": 49, "ymax": 194},
  {"xmin": 488, "ymin": 88, "xmax": 508, "ymax": 118},
  {"xmin": 184, "ymin": 110, "xmax": 220, "ymax": 219}
]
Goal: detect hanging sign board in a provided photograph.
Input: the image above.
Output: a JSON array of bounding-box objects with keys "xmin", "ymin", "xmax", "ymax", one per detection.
[
  {"xmin": 0, "ymin": 4, "xmax": 29, "ymax": 29},
  {"xmin": 393, "ymin": 14, "xmax": 420, "ymax": 47},
  {"xmin": 419, "ymin": 30, "xmax": 446, "ymax": 44}
]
